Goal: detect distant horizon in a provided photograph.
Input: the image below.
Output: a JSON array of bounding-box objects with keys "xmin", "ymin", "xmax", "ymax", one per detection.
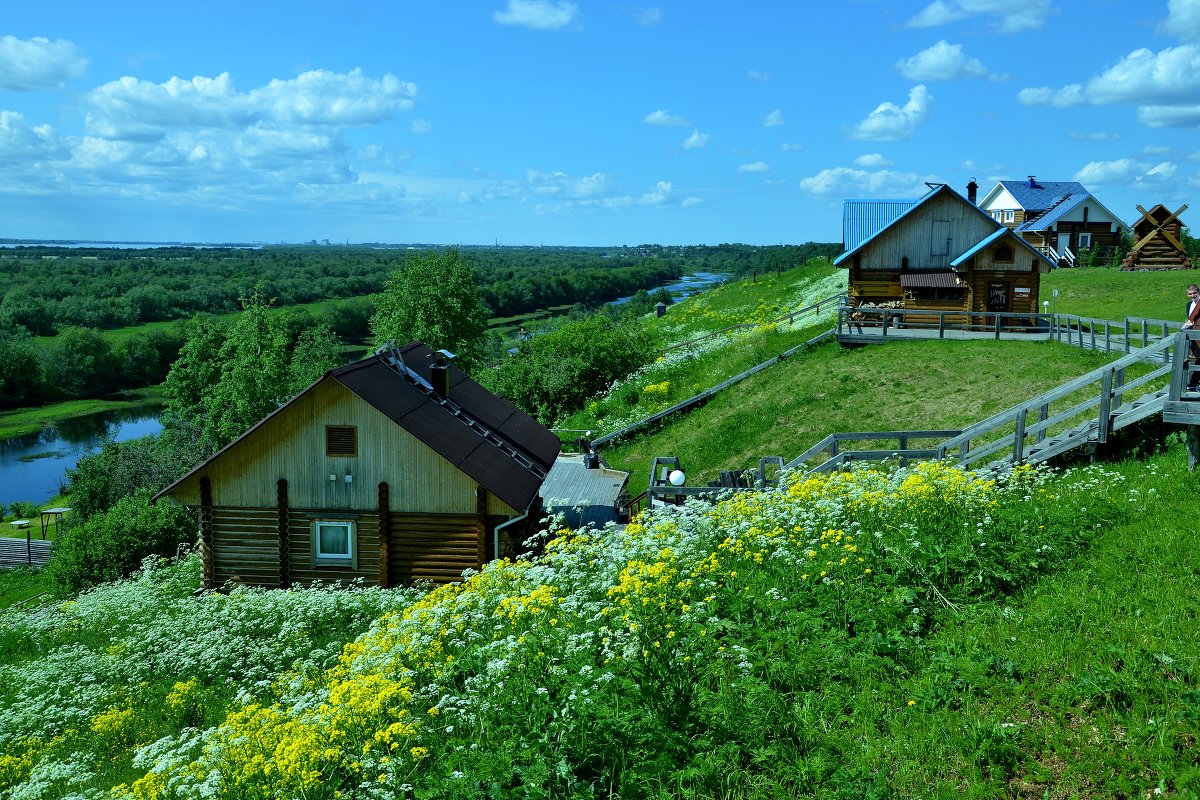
[{"xmin": 0, "ymin": 237, "xmax": 840, "ymax": 249}]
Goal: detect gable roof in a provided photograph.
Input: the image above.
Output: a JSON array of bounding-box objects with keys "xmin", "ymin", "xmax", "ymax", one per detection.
[
  {"xmin": 951, "ymin": 225, "xmax": 1049, "ymax": 268},
  {"xmin": 834, "ymin": 184, "xmax": 1002, "ymax": 267},
  {"xmin": 842, "ymin": 199, "xmax": 917, "ymax": 251},
  {"xmin": 156, "ymin": 341, "xmax": 560, "ymax": 512},
  {"xmin": 993, "ymin": 180, "xmax": 1086, "ymax": 212}
]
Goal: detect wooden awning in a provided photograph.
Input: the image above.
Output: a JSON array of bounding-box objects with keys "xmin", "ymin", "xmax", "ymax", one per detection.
[{"xmin": 899, "ymin": 271, "xmax": 963, "ymax": 288}]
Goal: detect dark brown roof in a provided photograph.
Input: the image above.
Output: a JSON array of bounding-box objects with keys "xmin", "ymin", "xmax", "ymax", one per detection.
[
  {"xmin": 156, "ymin": 341, "xmax": 560, "ymax": 512},
  {"xmin": 899, "ymin": 271, "xmax": 964, "ymax": 288},
  {"xmin": 330, "ymin": 342, "xmax": 559, "ymax": 511}
]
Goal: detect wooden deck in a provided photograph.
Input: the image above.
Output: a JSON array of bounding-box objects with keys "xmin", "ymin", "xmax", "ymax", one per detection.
[{"xmin": 0, "ymin": 536, "xmax": 53, "ymax": 569}]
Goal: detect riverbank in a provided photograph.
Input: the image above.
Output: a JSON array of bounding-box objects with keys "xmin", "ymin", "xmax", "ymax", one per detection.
[{"xmin": 0, "ymin": 386, "xmax": 164, "ymax": 440}]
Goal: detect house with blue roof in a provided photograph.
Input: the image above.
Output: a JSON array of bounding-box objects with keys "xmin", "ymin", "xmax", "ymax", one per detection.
[
  {"xmin": 978, "ymin": 176, "xmax": 1129, "ymax": 266},
  {"xmin": 836, "ymin": 183, "xmax": 1049, "ymax": 321}
]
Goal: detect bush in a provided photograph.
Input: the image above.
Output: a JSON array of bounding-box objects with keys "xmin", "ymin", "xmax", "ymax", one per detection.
[
  {"xmin": 484, "ymin": 313, "xmax": 652, "ymax": 423},
  {"xmin": 45, "ymin": 490, "xmax": 195, "ymax": 593}
]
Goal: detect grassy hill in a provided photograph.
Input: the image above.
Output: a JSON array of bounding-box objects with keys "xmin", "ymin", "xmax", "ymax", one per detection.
[{"xmin": 1, "ymin": 264, "xmax": 1198, "ymax": 798}]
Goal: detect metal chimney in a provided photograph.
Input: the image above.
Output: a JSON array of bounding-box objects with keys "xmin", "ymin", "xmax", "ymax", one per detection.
[
  {"xmin": 967, "ymin": 178, "xmax": 978, "ymax": 205},
  {"xmin": 430, "ymin": 350, "xmax": 453, "ymax": 398}
]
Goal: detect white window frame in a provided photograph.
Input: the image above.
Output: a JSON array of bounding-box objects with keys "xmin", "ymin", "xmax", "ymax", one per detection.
[
  {"xmin": 1002, "ymin": 210, "xmax": 1015, "ymax": 223},
  {"xmin": 312, "ymin": 519, "xmax": 356, "ymax": 568},
  {"xmin": 1077, "ymin": 232, "xmax": 1093, "ymax": 249}
]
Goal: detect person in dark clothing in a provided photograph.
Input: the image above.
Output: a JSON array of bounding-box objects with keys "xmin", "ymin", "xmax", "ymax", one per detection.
[{"xmin": 1183, "ymin": 284, "xmax": 1200, "ymax": 391}]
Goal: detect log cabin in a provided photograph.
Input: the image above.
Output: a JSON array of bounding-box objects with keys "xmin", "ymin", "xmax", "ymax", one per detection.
[
  {"xmin": 977, "ymin": 177, "xmax": 1129, "ymax": 265},
  {"xmin": 155, "ymin": 341, "xmax": 561, "ymax": 590},
  {"xmin": 836, "ymin": 183, "xmax": 1050, "ymax": 323}
]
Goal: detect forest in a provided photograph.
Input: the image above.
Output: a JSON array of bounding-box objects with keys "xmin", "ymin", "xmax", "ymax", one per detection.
[{"xmin": 0, "ymin": 242, "xmax": 839, "ymax": 410}]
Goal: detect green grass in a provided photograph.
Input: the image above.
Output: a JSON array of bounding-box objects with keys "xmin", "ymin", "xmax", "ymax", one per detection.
[
  {"xmin": 0, "ymin": 385, "xmax": 163, "ymax": 439},
  {"xmin": 1043, "ymin": 265, "xmax": 1191, "ymax": 322},
  {"xmin": 0, "ymin": 568, "xmax": 53, "ymax": 610}
]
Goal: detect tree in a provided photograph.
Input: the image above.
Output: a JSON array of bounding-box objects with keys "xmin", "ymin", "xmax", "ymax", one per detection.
[
  {"xmin": 370, "ymin": 249, "xmax": 490, "ymax": 371},
  {"xmin": 289, "ymin": 324, "xmax": 344, "ymax": 390}
]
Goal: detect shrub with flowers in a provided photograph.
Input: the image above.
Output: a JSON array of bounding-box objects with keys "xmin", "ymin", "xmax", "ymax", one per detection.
[{"xmin": 83, "ymin": 458, "xmax": 1130, "ymax": 799}]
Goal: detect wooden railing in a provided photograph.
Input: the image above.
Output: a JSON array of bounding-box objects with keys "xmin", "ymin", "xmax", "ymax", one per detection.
[{"xmin": 838, "ymin": 306, "xmax": 1051, "ymax": 339}]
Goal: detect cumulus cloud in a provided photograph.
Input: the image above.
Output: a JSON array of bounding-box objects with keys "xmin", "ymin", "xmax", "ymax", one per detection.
[
  {"xmin": 0, "ymin": 110, "xmax": 69, "ymax": 162},
  {"xmin": 644, "ymin": 109, "xmax": 689, "ymax": 126},
  {"xmin": 738, "ymin": 161, "xmax": 769, "ymax": 172},
  {"xmin": 683, "ymin": 129, "xmax": 710, "ymax": 149},
  {"xmin": 846, "ymin": 85, "xmax": 932, "ymax": 141},
  {"xmin": 1074, "ymin": 158, "xmax": 1178, "ymax": 186},
  {"xmin": 525, "ymin": 168, "xmax": 612, "ymax": 198},
  {"xmin": 1020, "ymin": 44, "xmax": 1200, "ymax": 123},
  {"xmin": 0, "ymin": 36, "xmax": 87, "ymax": 91},
  {"xmin": 1163, "ymin": 0, "xmax": 1200, "ymax": 41},
  {"xmin": 747, "ymin": 69, "xmax": 771, "ymax": 82},
  {"xmin": 639, "ymin": 180, "xmax": 675, "ymax": 205},
  {"xmin": 493, "ymin": 0, "xmax": 580, "ymax": 30},
  {"xmin": 896, "ymin": 41, "xmax": 993, "ymax": 80},
  {"xmin": 410, "ymin": 118, "xmax": 432, "ymax": 133},
  {"xmin": 85, "ymin": 68, "xmax": 417, "ymax": 140},
  {"xmin": 799, "ymin": 166, "xmax": 933, "ymax": 197},
  {"xmin": 762, "ymin": 109, "xmax": 785, "ymax": 127},
  {"xmin": 907, "ymin": 0, "xmax": 1051, "ymax": 33},
  {"xmin": 854, "ymin": 153, "xmax": 893, "ymax": 167}
]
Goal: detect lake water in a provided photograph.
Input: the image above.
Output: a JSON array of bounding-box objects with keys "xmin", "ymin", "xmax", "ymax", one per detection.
[
  {"xmin": 0, "ymin": 410, "xmax": 163, "ymax": 508},
  {"xmin": 609, "ymin": 271, "xmax": 729, "ymax": 305}
]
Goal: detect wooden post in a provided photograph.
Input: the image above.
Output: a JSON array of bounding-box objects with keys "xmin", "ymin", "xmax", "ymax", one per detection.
[
  {"xmin": 276, "ymin": 478, "xmax": 290, "ymax": 589},
  {"xmin": 1013, "ymin": 408, "xmax": 1027, "ymax": 464},
  {"xmin": 199, "ymin": 477, "xmax": 214, "ymax": 590},
  {"xmin": 476, "ymin": 486, "xmax": 488, "ymax": 570},
  {"xmin": 994, "ymin": 313, "xmax": 1001, "ymax": 339},
  {"xmin": 1188, "ymin": 426, "xmax": 1200, "ymax": 472},
  {"xmin": 378, "ymin": 482, "xmax": 390, "ymax": 588},
  {"xmin": 1037, "ymin": 404, "xmax": 1049, "ymax": 443},
  {"xmin": 1097, "ymin": 370, "xmax": 1113, "ymax": 443},
  {"xmin": 938, "ymin": 312, "xmax": 946, "ymax": 339}
]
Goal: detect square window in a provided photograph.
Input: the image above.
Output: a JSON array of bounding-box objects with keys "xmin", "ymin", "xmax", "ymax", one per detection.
[
  {"xmin": 1003, "ymin": 210, "xmax": 1015, "ymax": 223},
  {"xmin": 313, "ymin": 520, "xmax": 355, "ymax": 565},
  {"xmin": 1077, "ymin": 233, "xmax": 1092, "ymax": 249},
  {"xmin": 326, "ymin": 425, "xmax": 357, "ymax": 457}
]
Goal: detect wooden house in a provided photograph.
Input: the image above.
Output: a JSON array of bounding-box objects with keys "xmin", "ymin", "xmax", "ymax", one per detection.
[
  {"xmin": 1120, "ymin": 204, "xmax": 1194, "ymax": 270},
  {"xmin": 155, "ymin": 342, "xmax": 560, "ymax": 590},
  {"xmin": 977, "ymin": 177, "xmax": 1128, "ymax": 265},
  {"xmin": 836, "ymin": 184, "xmax": 1050, "ymax": 321}
]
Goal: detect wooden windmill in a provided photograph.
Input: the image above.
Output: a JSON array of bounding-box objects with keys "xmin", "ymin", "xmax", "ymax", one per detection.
[{"xmin": 1120, "ymin": 203, "xmax": 1194, "ymax": 270}]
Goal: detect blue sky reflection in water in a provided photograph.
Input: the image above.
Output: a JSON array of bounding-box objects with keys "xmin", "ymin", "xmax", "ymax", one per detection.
[{"xmin": 0, "ymin": 411, "xmax": 162, "ymax": 509}]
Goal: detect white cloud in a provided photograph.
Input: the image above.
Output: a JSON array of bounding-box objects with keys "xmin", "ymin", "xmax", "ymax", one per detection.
[
  {"xmin": 738, "ymin": 161, "xmax": 769, "ymax": 172},
  {"xmin": 1143, "ymin": 144, "xmax": 1172, "ymax": 155},
  {"xmin": 799, "ymin": 167, "xmax": 933, "ymax": 197},
  {"xmin": 525, "ymin": 168, "xmax": 612, "ymax": 198},
  {"xmin": 493, "ymin": 0, "xmax": 580, "ymax": 30},
  {"xmin": 762, "ymin": 109, "xmax": 785, "ymax": 127},
  {"xmin": 896, "ymin": 40, "xmax": 992, "ymax": 80},
  {"xmin": 411, "ymin": 118, "xmax": 432, "ymax": 133},
  {"xmin": 1163, "ymin": 0, "xmax": 1200, "ymax": 41},
  {"xmin": 644, "ymin": 109, "xmax": 689, "ymax": 126},
  {"xmin": 85, "ymin": 68, "xmax": 417, "ymax": 141},
  {"xmin": 633, "ymin": 7, "xmax": 662, "ymax": 26},
  {"xmin": 0, "ymin": 111, "xmax": 69, "ymax": 162},
  {"xmin": 781, "ymin": 142, "xmax": 803, "ymax": 152},
  {"xmin": 683, "ymin": 129, "xmax": 710, "ymax": 149},
  {"xmin": 0, "ymin": 36, "xmax": 87, "ymax": 91},
  {"xmin": 907, "ymin": 0, "xmax": 1051, "ymax": 33},
  {"xmin": 747, "ymin": 69, "xmax": 771, "ymax": 82},
  {"xmin": 847, "ymin": 85, "xmax": 932, "ymax": 141},
  {"xmin": 639, "ymin": 180, "xmax": 674, "ymax": 205},
  {"xmin": 1068, "ymin": 130, "xmax": 1121, "ymax": 141},
  {"xmin": 681, "ymin": 196, "xmax": 703, "ymax": 207},
  {"xmin": 1020, "ymin": 44, "xmax": 1200, "ymax": 123},
  {"xmin": 854, "ymin": 153, "xmax": 893, "ymax": 167},
  {"xmin": 1074, "ymin": 158, "xmax": 1178, "ymax": 187}
]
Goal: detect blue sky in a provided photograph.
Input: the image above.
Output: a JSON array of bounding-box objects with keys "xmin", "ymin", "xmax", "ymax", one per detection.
[{"xmin": 2, "ymin": 0, "xmax": 1200, "ymax": 246}]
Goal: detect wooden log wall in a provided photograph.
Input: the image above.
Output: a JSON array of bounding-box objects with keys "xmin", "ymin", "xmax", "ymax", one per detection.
[
  {"xmin": 388, "ymin": 514, "xmax": 485, "ymax": 586},
  {"xmin": 286, "ymin": 510, "xmax": 382, "ymax": 586},
  {"xmin": 210, "ymin": 507, "xmax": 281, "ymax": 588}
]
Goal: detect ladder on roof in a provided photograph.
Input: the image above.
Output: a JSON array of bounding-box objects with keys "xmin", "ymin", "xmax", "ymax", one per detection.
[{"xmin": 377, "ymin": 344, "xmax": 546, "ymax": 478}]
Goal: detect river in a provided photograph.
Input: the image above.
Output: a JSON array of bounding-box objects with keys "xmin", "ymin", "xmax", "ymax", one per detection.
[{"xmin": 0, "ymin": 410, "xmax": 163, "ymax": 509}]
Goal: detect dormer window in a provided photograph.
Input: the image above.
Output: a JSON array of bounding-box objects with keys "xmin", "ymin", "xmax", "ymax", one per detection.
[
  {"xmin": 995, "ymin": 244, "xmax": 1014, "ymax": 263},
  {"xmin": 326, "ymin": 425, "xmax": 357, "ymax": 457}
]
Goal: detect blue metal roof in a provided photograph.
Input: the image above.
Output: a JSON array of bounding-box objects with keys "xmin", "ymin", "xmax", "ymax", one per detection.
[
  {"xmin": 841, "ymin": 199, "xmax": 917, "ymax": 251},
  {"xmin": 998, "ymin": 180, "xmax": 1086, "ymax": 211},
  {"xmin": 1015, "ymin": 192, "xmax": 1089, "ymax": 232}
]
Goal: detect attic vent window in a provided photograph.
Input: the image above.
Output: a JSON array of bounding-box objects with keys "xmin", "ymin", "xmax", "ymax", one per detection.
[{"xmin": 326, "ymin": 425, "xmax": 358, "ymax": 457}]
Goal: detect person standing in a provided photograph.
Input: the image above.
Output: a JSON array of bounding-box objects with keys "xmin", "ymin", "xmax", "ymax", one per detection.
[{"xmin": 1183, "ymin": 284, "xmax": 1200, "ymax": 391}]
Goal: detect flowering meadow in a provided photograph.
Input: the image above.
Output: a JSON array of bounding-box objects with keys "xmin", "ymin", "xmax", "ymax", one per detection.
[{"xmin": 1, "ymin": 453, "xmax": 1171, "ymax": 799}]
